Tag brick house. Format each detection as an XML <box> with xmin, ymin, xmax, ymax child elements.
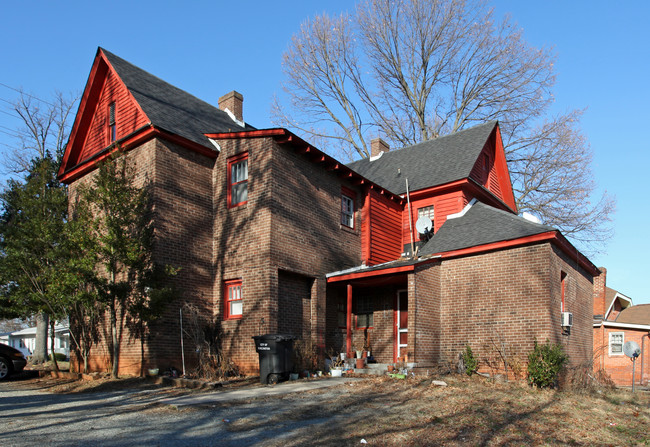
<box><xmin>593</xmin><ymin>271</ymin><xmax>650</xmax><ymax>386</ymax></box>
<box><xmin>59</xmin><ymin>48</ymin><xmax>599</xmax><ymax>376</ymax></box>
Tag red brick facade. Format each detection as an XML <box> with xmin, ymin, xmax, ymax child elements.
<box><xmin>62</xmin><ymin>50</ymin><xmax>599</xmax><ymax>379</ymax></box>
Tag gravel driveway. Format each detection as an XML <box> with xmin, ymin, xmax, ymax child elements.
<box><xmin>0</xmin><ymin>374</ymin><xmax>365</xmax><ymax>447</ymax></box>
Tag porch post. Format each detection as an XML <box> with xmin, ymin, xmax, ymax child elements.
<box><xmin>346</xmin><ymin>283</ymin><xmax>352</xmax><ymax>356</ymax></box>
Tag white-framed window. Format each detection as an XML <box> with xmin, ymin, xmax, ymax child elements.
<box><xmin>341</xmin><ymin>193</ymin><xmax>354</xmax><ymax>228</ymax></box>
<box><xmin>418</xmin><ymin>205</ymin><xmax>434</xmax><ymax>222</ymax></box>
<box><xmin>609</xmin><ymin>332</ymin><xmax>624</xmax><ymax>356</ymax></box>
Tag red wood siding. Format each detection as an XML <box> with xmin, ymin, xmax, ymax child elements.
<box><xmin>79</xmin><ymin>67</ymin><xmax>148</xmax><ymax>162</ymax></box>
<box><xmin>402</xmin><ymin>190</ymin><xmax>465</xmax><ymax>247</ymax></box>
<box><xmin>365</xmin><ymin>189</ymin><xmax>402</xmax><ymax>265</ymax></box>
<box><xmin>469</xmin><ymin>140</ymin><xmax>502</xmax><ymax>199</ymax></box>
<box><xmin>468</xmin><ymin>127</ymin><xmax>516</xmax><ymax>211</ymax></box>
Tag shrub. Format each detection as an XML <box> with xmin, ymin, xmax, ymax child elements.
<box><xmin>527</xmin><ymin>340</ymin><xmax>568</xmax><ymax>388</ymax></box>
<box><xmin>49</xmin><ymin>353</ymin><xmax>67</xmax><ymax>362</ymax></box>
<box><xmin>462</xmin><ymin>345</ymin><xmax>478</xmax><ymax>376</ymax></box>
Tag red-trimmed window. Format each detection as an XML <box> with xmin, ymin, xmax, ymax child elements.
<box><xmin>341</xmin><ymin>187</ymin><xmax>355</xmax><ymax>228</ymax></box>
<box><xmin>228</xmin><ymin>152</ymin><xmax>248</xmax><ymax>207</ymax></box>
<box><xmin>560</xmin><ymin>272</ymin><xmax>566</xmax><ymax>312</ymax></box>
<box><xmin>355</xmin><ymin>296</ymin><xmax>373</xmax><ymax>329</ymax></box>
<box><xmin>224</xmin><ymin>279</ymin><xmax>243</xmax><ymax>320</ymax></box>
<box><xmin>108</xmin><ymin>102</ymin><xmax>116</xmax><ymax>143</ymax></box>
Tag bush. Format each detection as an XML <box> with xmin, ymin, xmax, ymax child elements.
<box><xmin>462</xmin><ymin>345</ymin><xmax>478</xmax><ymax>376</ymax></box>
<box><xmin>527</xmin><ymin>340</ymin><xmax>568</xmax><ymax>388</ymax></box>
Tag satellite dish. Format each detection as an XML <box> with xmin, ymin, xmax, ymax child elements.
<box><xmin>415</xmin><ymin>216</ymin><xmax>433</xmax><ymax>235</ymax></box>
<box><xmin>623</xmin><ymin>341</ymin><xmax>641</xmax><ymax>358</ymax></box>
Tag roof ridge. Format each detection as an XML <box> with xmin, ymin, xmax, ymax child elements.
<box><xmin>100</xmin><ymin>48</ymin><xmax>223</xmax><ymax>115</ymax></box>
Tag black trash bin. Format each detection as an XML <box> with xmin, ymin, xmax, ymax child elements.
<box><xmin>252</xmin><ymin>334</ymin><xmax>296</xmax><ymax>384</ymax></box>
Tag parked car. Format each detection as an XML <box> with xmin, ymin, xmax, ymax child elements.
<box><xmin>0</xmin><ymin>342</ymin><xmax>27</xmax><ymax>380</ymax></box>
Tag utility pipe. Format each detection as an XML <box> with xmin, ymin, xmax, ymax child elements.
<box><xmin>406</xmin><ymin>178</ymin><xmax>415</xmax><ymax>257</ymax></box>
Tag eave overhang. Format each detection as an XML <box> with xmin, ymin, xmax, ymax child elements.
<box><xmin>59</xmin><ymin>124</ymin><xmax>217</xmax><ymax>184</ymax></box>
<box><xmin>205</xmin><ymin>128</ymin><xmax>405</xmax><ymax>206</ymax></box>
<box><xmin>593</xmin><ymin>321</ymin><xmax>650</xmax><ymax>331</ymax></box>
<box><xmin>327</xmin><ymin>229</ymin><xmax>600</xmax><ymax>284</ymax></box>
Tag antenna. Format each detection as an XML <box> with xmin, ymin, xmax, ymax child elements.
<box><xmin>623</xmin><ymin>341</ymin><xmax>641</xmax><ymax>392</ymax></box>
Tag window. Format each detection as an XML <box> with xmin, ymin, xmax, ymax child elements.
<box><xmin>341</xmin><ymin>188</ymin><xmax>355</xmax><ymax>228</ymax></box>
<box><xmin>417</xmin><ymin>205</ymin><xmax>434</xmax><ymax>237</ymax></box>
<box><xmin>561</xmin><ymin>271</ymin><xmax>567</xmax><ymax>312</ymax></box>
<box><xmin>609</xmin><ymin>332</ymin><xmax>624</xmax><ymax>355</ymax></box>
<box><xmin>108</xmin><ymin>102</ymin><xmax>116</xmax><ymax>142</ymax></box>
<box><xmin>337</xmin><ymin>300</ymin><xmax>347</xmax><ymax>328</ymax></box>
<box><xmin>355</xmin><ymin>296</ymin><xmax>373</xmax><ymax>329</ymax></box>
<box><xmin>224</xmin><ymin>279</ymin><xmax>243</xmax><ymax>319</ymax></box>
<box><xmin>228</xmin><ymin>153</ymin><xmax>248</xmax><ymax>207</ymax></box>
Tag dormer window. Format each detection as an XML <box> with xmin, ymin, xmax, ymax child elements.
<box><xmin>108</xmin><ymin>102</ymin><xmax>116</xmax><ymax>142</ymax></box>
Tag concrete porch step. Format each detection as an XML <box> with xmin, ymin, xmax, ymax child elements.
<box><xmin>352</xmin><ymin>362</ymin><xmax>418</xmax><ymax>376</ymax></box>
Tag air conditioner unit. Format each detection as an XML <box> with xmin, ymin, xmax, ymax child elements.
<box><xmin>561</xmin><ymin>312</ymin><xmax>573</xmax><ymax>327</ymax></box>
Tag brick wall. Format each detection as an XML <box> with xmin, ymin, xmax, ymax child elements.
<box><xmin>432</xmin><ymin>242</ymin><xmax>593</xmax><ymax>377</ymax></box>
<box><xmin>68</xmin><ymin>138</ymin><xmax>217</xmax><ymax>375</ymax></box>
<box><xmin>411</xmin><ymin>262</ymin><xmax>442</xmax><ymax>367</ymax></box>
<box><xmin>595</xmin><ymin>327</ymin><xmax>649</xmax><ymax>386</ymax></box>
<box><xmin>211</xmin><ymin>136</ymin><xmax>363</xmax><ymax>373</ymax></box>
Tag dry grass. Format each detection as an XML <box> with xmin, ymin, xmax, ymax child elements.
<box><xmin>261</xmin><ymin>376</ymin><xmax>650</xmax><ymax>446</ymax></box>
<box><xmin>11</xmin><ymin>372</ymin><xmax>650</xmax><ymax>446</ymax></box>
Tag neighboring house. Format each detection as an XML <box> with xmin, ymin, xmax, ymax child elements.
<box><xmin>0</xmin><ymin>324</ymin><xmax>70</xmax><ymax>358</ymax></box>
<box><xmin>593</xmin><ymin>271</ymin><xmax>650</xmax><ymax>386</ymax></box>
<box><xmin>59</xmin><ymin>48</ymin><xmax>599</xmax><ymax>376</ymax></box>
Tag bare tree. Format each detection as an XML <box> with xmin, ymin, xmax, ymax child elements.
<box><xmin>273</xmin><ymin>0</ymin><xmax>614</xmax><ymax>252</ymax></box>
<box><xmin>2</xmin><ymin>90</ymin><xmax>77</xmax><ymax>174</ymax></box>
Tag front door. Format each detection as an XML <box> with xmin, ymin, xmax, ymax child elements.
<box><xmin>395</xmin><ymin>290</ymin><xmax>408</xmax><ymax>362</ymax></box>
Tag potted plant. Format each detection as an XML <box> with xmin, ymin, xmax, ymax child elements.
<box><xmin>330</xmin><ymin>353</ymin><xmax>345</xmax><ymax>377</ymax></box>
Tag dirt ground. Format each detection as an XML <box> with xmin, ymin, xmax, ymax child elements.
<box><xmin>4</xmin><ymin>372</ymin><xmax>650</xmax><ymax>446</ymax></box>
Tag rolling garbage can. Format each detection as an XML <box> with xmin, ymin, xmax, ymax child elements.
<box><xmin>252</xmin><ymin>334</ymin><xmax>296</xmax><ymax>384</ymax></box>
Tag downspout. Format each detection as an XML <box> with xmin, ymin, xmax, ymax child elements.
<box><xmin>642</xmin><ymin>332</ymin><xmax>649</xmax><ymax>385</ymax></box>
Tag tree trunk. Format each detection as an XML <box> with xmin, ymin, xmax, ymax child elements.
<box><xmin>32</xmin><ymin>313</ymin><xmax>49</xmax><ymax>363</ymax></box>
<box><xmin>50</xmin><ymin>319</ymin><xmax>59</xmax><ymax>372</ymax></box>
<box><xmin>111</xmin><ymin>304</ymin><xmax>119</xmax><ymax>378</ymax></box>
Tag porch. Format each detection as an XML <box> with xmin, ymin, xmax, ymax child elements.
<box><xmin>325</xmin><ymin>264</ymin><xmax>415</xmax><ymax>366</ymax></box>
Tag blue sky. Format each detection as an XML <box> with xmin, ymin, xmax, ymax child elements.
<box><xmin>1</xmin><ymin>1</ymin><xmax>648</xmax><ymax>304</ymax></box>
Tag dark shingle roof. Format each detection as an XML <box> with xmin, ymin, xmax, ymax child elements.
<box><xmin>615</xmin><ymin>304</ymin><xmax>650</xmax><ymax>325</ymax></box>
<box><xmin>346</xmin><ymin>121</ymin><xmax>497</xmax><ymax>194</ymax></box>
<box><xmin>419</xmin><ymin>201</ymin><xmax>555</xmax><ymax>255</ymax></box>
<box><xmin>101</xmin><ymin>48</ymin><xmax>250</xmax><ymax>147</ymax></box>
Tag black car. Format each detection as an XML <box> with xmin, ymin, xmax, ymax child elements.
<box><xmin>0</xmin><ymin>343</ymin><xmax>27</xmax><ymax>380</ymax></box>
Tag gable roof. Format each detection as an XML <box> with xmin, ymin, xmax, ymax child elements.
<box><xmin>100</xmin><ymin>48</ymin><xmax>250</xmax><ymax>146</ymax></box>
<box><xmin>604</xmin><ymin>287</ymin><xmax>632</xmax><ymax>320</ymax></box>
<box><xmin>419</xmin><ymin>200</ymin><xmax>555</xmax><ymax>256</ymax></box>
<box><xmin>60</xmin><ymin>48</ymin><xmax>251</xmax><ymax>182</ymax></box>
<box><xmin>346</xmin><ymin>121</ymin><xmax>498</xmax><ymax>195</ymax></box>
<box><xmin>615</xmin><ymin>304</ymin><xmax>650</xmax><ymax>325</ymax></box>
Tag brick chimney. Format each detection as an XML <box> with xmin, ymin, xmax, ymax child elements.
<box><xmin>370</xmin><ymin>137</ymin><xmax>389</xmax><ymax>158</ymax></box>
<box><xmin>593</xmin><ymin>267</ymin><xmax>607</xmax><ymax>319</ymax></box>
<box><xmin>218</xmin><ymin>91</ymin><xmax>244</xmax><ymax>123</ymax></box>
